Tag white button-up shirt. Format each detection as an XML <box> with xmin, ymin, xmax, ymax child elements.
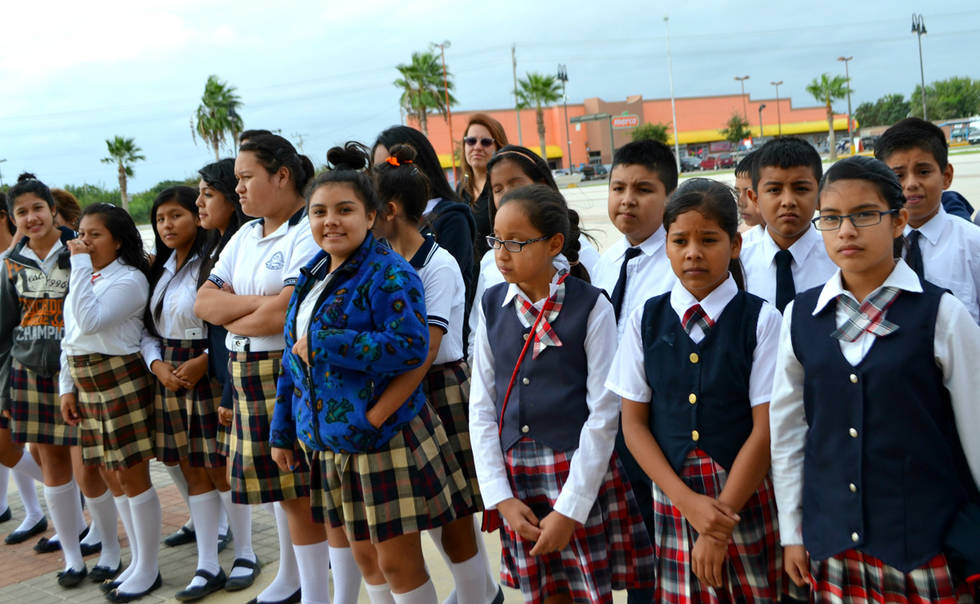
<box><xmin>140</xmin><ymin>253</ymin><xmax>209</xmax><ymax>368</ymax></box>
<box><xmin>740</xmin><ymin>226</ymin><xmax>837</xmax><ymax>309</ymax></box>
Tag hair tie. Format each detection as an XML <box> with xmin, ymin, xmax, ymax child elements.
<box><xmin>385</xmin><ymin>156</ymin><xmax>413</xmax><ymax>167</ymax></box>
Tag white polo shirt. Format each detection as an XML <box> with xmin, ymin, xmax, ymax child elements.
<box><xmin>208</xmin><ymin>210</ymin><xmax>320</xmax><ymax>352</ymax></box>
<box><xmin>411</xmin><ymin>238</ymin><xmax>465</xmax><ymax>366</ymax></box>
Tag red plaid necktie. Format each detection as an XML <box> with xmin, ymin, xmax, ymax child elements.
<box><xmin>681</xmin><ymin>304</ymin><xmax>714</xmax><ymax>336</ymax></box>
<box><xmin>513</xmin><ymin>271</ymin><xmax>567</xmax><ymax>359</ymax></box>
<box><xmin>830</xmin><ymin>287</ymin><xmax>901</xmax><ymax>342</ymax></box>
<box><xmin>91</xmin><ymin>272</ymin><xmax>102</xmax><ymax>283</ymax></box>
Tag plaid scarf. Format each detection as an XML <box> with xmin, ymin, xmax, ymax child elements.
<box><xmin>830</xmin><ymin>286</ymin><xmax>901</xmax><ymax>342</ymax></box>
<box><xmin>682</xmin><ymin>303</ymin><xmax>714</xmax><ymax>336</ymax></box>
<box><xmin>514</xmin><ymin>270</ymin><xmax>568</xmax><ymax>359</ymax></box>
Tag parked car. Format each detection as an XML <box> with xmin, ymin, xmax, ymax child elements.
<box><xmin>594</xmin><ymin>164</ymin><xmax>609</xmax><ymax>178</ymax></box>
<box><xmin>699</xmin><ymin>155</ymin><xmax>734</xmax><ymax>171</ymax></box>
<box><xmin>680</xmin><ymin>156</ymin><xmax>701</xmax><ymax>172</ymax></box>
<box><xmin>969</xmin><ymin>128</ymin><xmax>980</xmax><ymax>145</ymax></box>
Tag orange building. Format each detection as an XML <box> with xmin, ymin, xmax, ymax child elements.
<box><xmin>410</xmin><ymin>93</ymin><xmax>850</xmax><ymax>173</ymax></box>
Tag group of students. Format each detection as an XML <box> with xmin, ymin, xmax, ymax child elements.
<box><xmin>0</xmin><ymin>115</ymin><xmax>975</xmax><ymax>604</ymax></box>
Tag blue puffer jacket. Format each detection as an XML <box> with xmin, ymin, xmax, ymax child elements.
<box><xmin>270</xmin><ymin>233</ymin><xmax>429</xmax><ymax>453</ymax></box>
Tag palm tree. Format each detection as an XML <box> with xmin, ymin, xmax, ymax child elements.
<box><xmin>806</xmin><ymin>73</ymin><xmax>851</xmax><ymax>160</ymax></box>
<box><xmin>100</xmin><ymin>136</ymin><xmax>145</xmax><ymax>212</ymax></box>
<box><xmin>394</xmin><ymin>51</ymin><xmax>456</xmax><ymax>136</ymax></box>
<box><xmin>193</xmin><ymin>75</ymin><xmax>244</xmax><ymax>161</ymax></box>
<box><xmin>516</xmin><ymin>72</ymin><xmax>562</xmax><ymax>161</ymax></box>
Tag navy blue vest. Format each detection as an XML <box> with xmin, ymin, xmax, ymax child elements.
<box><xmin>640</xmin><ymin>291</ymin><xmax>762</xmax><ymax>474</ymax></box>
<box><xmin>791</xmin><ymin>283</ymin><xmax>974</xmax><ymax>572</ymax></box>
<box><xmin>482</xmin><ymin>277</ymin><xmax>599</xmax><ymax>452</ymax></box>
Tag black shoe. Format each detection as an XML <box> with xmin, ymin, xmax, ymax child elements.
<box><xmin>104</xmin><ymin>573</ymin><xmax>162</xmax><ymax>602</ymax></box>
<box><xmin>223</xmin><ymin>557</ymin><xmax>260</xmax><ymax>591</ymax></box>
<box><xmin>217</xmin><ymin>531</ymin><xmax>232</xmax><ymax>553</ymax></box>
<box><xmin>100</xmin><ymin>578</ymin><xmax>122</xmax><ymax>593</ymax></box>
<box><xmin>0</xmin><ymin>507</ymin><xmax>11</xmax><ymax>523</ymax></box>
<box><xmin>5</xmin><ymin>516</ymin><xmax>48</xmax><ymax>544</ymax></box>
<box><xmin>164</xmin><ymin>525</ymin><xmax>196</xmax><ymax>547</ymax></box>
<box><xmin>35</xmin><ymin>525</ymin><xmax>94</xmax><ymax>553</ymax></box>
<box><xmin>245</xmin><ymin>588</ymin><xmax>301</xmax><ymax>604</ymax></box>
<box><xmin>90</xmin><ymin>563</ymin><xmax>122</xmax><ymax>583</ymax></box>
<box><xmin>81</xmin><ymin>540</ymin><xmax>103</xmax><ymax>556</ymax></box>
<box><xmin>175</xmin><ymin>568</ymin><xmax>227</xmax><ymax>602</ymax></box>
<box><xmin>57</xmin><ymin>566</ymin><xmax>88</xmax><ymax>588</ymax></box>
<box><xmin>490</xmin><ymin>585</ymin><xmax>505</xmax><ymax>604</ymax></box>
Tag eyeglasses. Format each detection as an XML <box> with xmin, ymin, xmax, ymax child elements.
<box><xmin>811</xmin><ymin>209</ymin><xmax>899</xmax><ymax>231</ymax></box>
<box><xmin>486</xmin><ymin>235</ymin><xmax>550</xmax><ymax>253</ymax></box>
<box><xmin>464</xmin><ymin>136</ymin><xmax>495</xmax><ymax>148</ymax></box>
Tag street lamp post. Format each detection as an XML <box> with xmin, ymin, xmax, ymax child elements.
<box><xmin>0</xmin><ymin>159</ymin><xmax>6</xmax><ymax>187</ymax></box>
<box><xmin>664</xmin><ymin>16</ymin><xmax>682</xmax><ymax>173</ymax></box>
<box><xmin>557</xmin><ymin>64</ymin><xmax>573</xmax><ymax>174</ymax></box>
<box><xmin>734</xmin><ymin>75</ymin><xmax>750</xmax><ymax>120</ymax></box>
<box><xmin>758</xmin><ymin>104</ymin><xmax>766</xmax><ymax>141</ymax></box>
<box><xmin>911</xmin><ymin>14</ymin><xmax>928</xmax><ymax>120</ymax></box>
<box><xmin>770</xmin><ymin>81</ymin><xmax>783</xmax><ymax>136</ymax></box>
<box><xmin>838</xmin><ymin>56</ymin><xmax>854</xmax><ymax>150</ymax></box>
<box><xmin>432</xmin><ymin>40</ymin><xmax>457</xmax><ymax>181</ymax></box>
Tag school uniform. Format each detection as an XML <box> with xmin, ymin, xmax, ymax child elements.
<box><xmin>59</xmin><ymin>255</ymin><xmax>155</xmax><ymax>470</ymax></box>
<box><xmin>470</xmin><ymin>272</ymin><xmax>655</xmax><ymax>604</ymax></box>
<box><xmin>0</xmin><ymin>228</ymin><xmax>76</xmax><ymax>446</ymax></box>
<box><xmin>141</xmin><ymin>253</ymin><xmax>223</xmax><ymax>468</ymax></box>
<box><xmin>770</xmin><ymin>259</ymin><xmax>980</xmax><ymax>601</ymax></box>
<box><xmin>740</xmin><ymin>225</ymin><xmax>837</xmax><ymax>311</ymax></box>
<box><xmin>740</xmin><ymin>223</ymin><xmax>764</xmax><ymax>246</ymax></box>
<box><xmin>606</xmin><ymin>275</ymin><xmax>789</xmax><ymax>602</ymax></box>
<box><xmin>207</xmin><ymin>209</ymin><xmax>319</xmax><ymax>504</ymax></box>
<box><xmin>902</xmin><ymin>204</ymin><xmax>980</xmax><ymax>323</ymax></box>
<box><xmin>410</xmin><ymin>236</ymin><xmax>482</xmax><ymax>512</ymax></box>
<box><xmin>271</xmin><ymin>233</ymin><xmax>473</xmax><ymax>542</ymax></box>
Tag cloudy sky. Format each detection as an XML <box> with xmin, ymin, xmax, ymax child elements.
<box><xmin>1</xmin><ymin>0</ymin><xmax>978</xmax><ymax>191</ymax></box>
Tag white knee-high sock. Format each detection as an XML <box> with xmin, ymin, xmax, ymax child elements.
<box><xmin>474</xmin><ymin>516</ymin><xmax>497</xmax><ymax>602</ymax></box>
<box><xmin>391</xmin><ymin>580</ymin><xmax>437</xmax><ymax>604</ymax></box>
<box><xmin>186</xmin><ymin>490</ymin><xmax>221</xmax><ymax>588</ymax></box>
<box><xmin>329</xmin><ymin>545</ymin><xmax>362</xmax><ymax>604</ymax></box>
<box><xmin>427</xmin><ymin>528</ymin><xmax>457</xmax><ymax>604</ymax></box>
<box><xmin>113</xmin><ymin>495</ymin><xmax>137</xmax><ymax>584</ymax></box>
<box><xmin>12</xmin><ymin>451</ymin><xmax>43</xmax><ymax>527</ymax></box>
<box><xmin>256</xmin><ymin>502</ymin><xmax>300</xmax><ymax>601</ymax></box>
<box><xmin>448</xmin><ymin>553</ymin><xmax>487</xmax><ymax>604</ymax></box>
<box><xmin>117</xmin><ymin>488</ymin><xmax>160</xmax><ymax>593</ymax></box>
<box><xmin>294</xmin><ymin>540</ymin><xmax>330</xmax><ymax>604</ymax></box>
<box><xmin>165</xmin><ymin>465</ymin><xmax>193</xmax><ymax>531</ymax></box>
<box><xmin>218</xmin><ymin>505</ymin><xmax>229</xmax><ymax>536</ymax></box>
<box><xmin>0</xmin><ymin>465</ymin><xmax>9</xmax><ymax>513</ymax></box>
<box><xmin>86</xmin><ymin>491</ymin><xmax>119</xmax><ymax>569</ymax></box>
<box><xmin>365</xmin><ymin>582</ymin><xmax>397</xmax><ymax>604</ymax></box>
<box><xmin>44</xmin><ymin>482</ymin><xmax>84</xmax><ymax>572</ymax></box>
<box><xmin>218</xmin><ymin>489</ymin><xmax>255</xmax><ymax>578</ymax></box>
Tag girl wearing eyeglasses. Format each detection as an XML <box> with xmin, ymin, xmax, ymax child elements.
<box><xmin>470</xmin><ymin>184</ymin><xmax>654</xmax><ymax>604</ymax></box>
<box><xmin>770</xmin><ymin>156</ymin><xmax>980</xmax><ymax>602</ymax></box>
<box><xmin>457</xmin><ymin>114</ymin><xmax>508</xmax><ymax>267</ymax></box>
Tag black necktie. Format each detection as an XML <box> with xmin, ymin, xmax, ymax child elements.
<box><xmin>774</xmin><ymin>249</ymin><xmax>795</xmax><ymax>312</ymax></box>
<box><xmin>611</xmin><ymin>247</ymin><xmax>642</xmax><ymax>321</ymax></box>
<box><xmin>906</xmin><ymin>230</ymin><xmax>925</xmax><ymax>281</ymax></box>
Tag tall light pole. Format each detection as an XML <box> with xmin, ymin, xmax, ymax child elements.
<box><xmin>771</xmin><ymin>80</ymin><xmax>783</xmax><ymax>136</ymax></box>
<box><xmin>734</xmin><ymin>75</ymin><xmax>750</xmax><ymax>119</ymax></box>
<box><xmin>664</xmin><ymin>16</ymin><xmax>681</xmax><ymax>172</ymax></box>
<box><xmin>557</xmin><ymin>64</ymin><xmax>573</xmax><ymax>173</ymax></box>
<box><xmin>838</xmin><ymin>56</ymin><xmax>854</xmax><ymax>148</ymax></box>
<box><xmin>0</xmin><ymin>159</ymin><xmax>6</xmax><ymax>187</ymax></box>
<box><xmin>911</xmin><ymin>14</ymin><xmax>928</xmax><ymax>120</ymax></box>
<box><xmin>432</xmin><ymin>40</ymin><xmax>457</xmax><ymax>181</ymax></box>
<box><xmin>512</xmin><ymin>44</ymin><xmax>523</xmax><ymax>145</ymax></box>
<box><xmin>758</xmin><ymin>104</ymin><xmax>766</xmax><ymax>141</ymax></box>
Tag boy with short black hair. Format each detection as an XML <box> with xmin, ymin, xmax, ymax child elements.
<box><xmin>735</xmin><ymin>150</ymin><xmax>765</xmax><ymax>245</ymax></box>
<box><xmin>741</xmin><ymin>137</ymin><xmax>836</xmax><ymax>312</ymax></box>
<box><xmin>875</xmin><ymin>117</ymin><xmax>980</xmax><ymax>322</ymax></box>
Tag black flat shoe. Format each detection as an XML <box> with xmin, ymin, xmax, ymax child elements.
<box><xmin>35</xmin><ymin>525</ymin><xmax>95</xmax><ymax>554</ymax></box>
<box><xmin>0</xmin><ymin>507</ymin><xmax>11</xmax><ymax>523</ymax></box>
<box><xmin>245</xmin><ymin>588</ymin><xmax>301</xmax><ymax>604</ymax></box>
<box><xmin>175</xmin><ymin>568</ymin><xmax>227</xmax><ymax>602</ymax></box>
<box><xmin>57</xmin><ymin>566</ymin><xmax>88</xmax><ymax>588</ymax></box>
<box><xmin>90</xmin><ymin>563</ymin><xmax>122</xmax><ymax>583</ymax></box>
<box><xmin>81</xmin><ymin>540</ymin><xmax>103</xmax><ymax>556</ymax></box>
<box><xmin>100</xmin><ymin>578</ymin><xmax>122</xmax><ymax>593</ymax></box>
<box><xmin>224</xmin><ymin>557</ymin><xmax>260</xmax><ymax>591</ymax></box>
<box><xmin>217</xmin><ymin>531</ymin><xmax>232</xmax><ymax>553</ymax></box>
<box><xmin>164</xmin><ymin>525</ymin><xmax>195</xmax><ymax>547</ymax></box>
<box><xmin>104</xmin><ymin>573</ymin><xmax>162</xmax><ymax>602</ymax></box>
<box><xmin>491</xmin><ymin>585</ymin><xmax>505</xmax><ymax>604</ymax></box>
<box><xmin>5</xmin><ymin>516</ymin><xmax>48</xmax><ymax>544</ymax></box>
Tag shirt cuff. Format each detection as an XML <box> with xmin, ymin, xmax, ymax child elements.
<box><xmin>70</xmin><ymin>254</ymin><xmax>93</xmax><ymax>270</ymax></box>
<box><xmin>478</xmin><ymin>476</ymin><xmax>516</xmax><ymax>511</ymax></box>
<box><xmin>778</xmin><ymin>508</ymin><xmax>804</xmax><ymax>546</ymax></box>
<box><xmin>553</xmin><ymin>487</ymin><xmax>594</xmax><ymax>525</ymax></box>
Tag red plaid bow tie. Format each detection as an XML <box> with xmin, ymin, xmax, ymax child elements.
<box><xmin>830</xmin><ymin>287</ymin><xmax>901</xmax><ymax>342</ymax></box>
<box><xmin>514</xmin><ymin>271</ymin><xmax>568</xmax><ymax>359</ymax></box>
<box><xmin>91</xmin><ymin>272</ymin><xmax>102</xmax><ymax>283</ymax></box>
<box><xmin>682</xmin><ymin>304</ymin><xmax>714</xmax><ymax>336</ymax></box>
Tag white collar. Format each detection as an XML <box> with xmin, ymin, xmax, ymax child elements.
<box><xmin>501</xmin><ymin>267</ymin><xmax>567</xmax><ymax>307</ymax></box>
<box><xmin>611</xmin><ymin>226</ymin><xmax>666</xmax><ymax>262</ymax></box>
<box><xmin>669</xmin><ymin>274</ymin><xmax>738</xmax><ymax>323</ymax></box>
<box><xmin>812</xmin><ymin>259</ymin><xmax>922</xmax><ymax>315</ymax></box>
<box><xmin>759</xmin><ymin>225</ymin><xmax>822</xmax><ymax>267</ymax></box>
<box><xmin>903</xmin><ymin>204</ymin><xmax>948</xmax><ymax>245</ymax></box>
<box><xmin>423</xmin><ymin>197</ymin><xmax>441</xmax><ymax>216</ymax></box>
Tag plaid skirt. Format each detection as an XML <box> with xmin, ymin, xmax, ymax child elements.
<box><xmin>228</xmin><ymin>351</ymin><xmax>309</xmax><ymax>504</ymax></box>
<box><xmin>811</xmin><ymin>550</ymin><xmax>958</xmax><ymax>603</ymax></box>
<box><xmin>422</xmin><ymin>359</ymin><xmax>481</xmax><ymax>514</ymax></box>
<box><xmin>651</xmin><ymin>448</ymin><xmax>787</xmax><ymax>603</ymax></box>
<box><xmin>309</xmin><ymin>402</ymin><xmax>474</xmax><ymax>543</ymax></box>
<box><xmin>216</xmin><ymin>380</ymin><xmax>233</xmax><ymax>458</ymax></box>
<box><xmin>9</xmin><ymin>359</ymin><xmax>77</xmax><ymax>446</ymax></box>
<box><xmin>68</xmin><ymin>352</ymin><xmax>156</xmax><ymax>470</ymax></box>
<box><xmin>154</xmin><ymin>339</ymin><xmax>224</xmax><ymax>468</ymax></box>
<box><xmin>499</xmin><ymin>438</ymin><xmax>656</xmax><ymax>604</ymax></box>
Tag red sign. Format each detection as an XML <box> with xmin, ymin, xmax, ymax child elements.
<box><xmin>612</xmin><ymin>115</ymin><xmax>640</xmax><ymax>129</ymax></box>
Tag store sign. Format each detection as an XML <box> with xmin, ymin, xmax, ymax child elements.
<box><xmin>612</xmin><ymin>115</ymin><xmax>640</xmax><ymax>129</ymax></box>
